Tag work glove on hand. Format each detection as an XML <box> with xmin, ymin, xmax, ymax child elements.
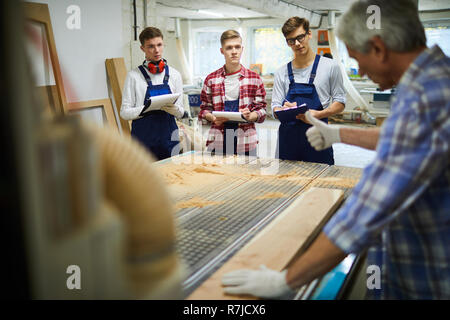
<box><xmin>222</xmin><ymin>265</ymin><xmax>294</xmax><ymax>299</ymax></box>
<box><xmin>161</xmin><ymin>103</ymin><xmax>178</xmax><ymax>116</ymax></box>
<box><xmin>305</xmin><ymin>111</ymin><xmax>341</xmax><ymax>151</ymax></box>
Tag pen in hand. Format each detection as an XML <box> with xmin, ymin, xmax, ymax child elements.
<box><xmin>283</xmin><ymin>100</ymin><xmax>297</xmax><ymax>109</ymax></box>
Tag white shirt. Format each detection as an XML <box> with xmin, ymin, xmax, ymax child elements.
<box><xmin>120</xmin><ymin>64</ymin><xmax>184</xmax><ymax>120</ymax></box>
<box><xmin>224</xmin><ymin>71</ymin><xmax>240</xmax><ymax>101</ymax></box>
<box><xmin>271</xmin><ymin>56</ymin><xmax>346</xmax><ymax>115</ymax></box>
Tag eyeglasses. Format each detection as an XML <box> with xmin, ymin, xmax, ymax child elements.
<box><xmin>286</xmin><ymin>32</ymin><xmax>308</xmax><ymax>46</ymax></box>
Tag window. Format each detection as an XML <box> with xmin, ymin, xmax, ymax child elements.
<box><xmin>250</xmin><ymin>26</ymin><xmax>292</xmax><ymax>75</ymax></box>
<box><xmin>424</xmin><ymin>21</ymin><xmax>450</xmax><ymax>56</ymax></box>
<box><xmin>193</xmin><ymin>30</ymin><xmax>224</xmax><ymax>78</ymax></box>
<box><xmin>336</xmin><ymin>37</ymin><xmax>362</xmax><ymax>79</ymax></box>
<box><xmin>334</xmin><ymin>20</ymin><xmax>450</xmax><ymax>80</ymax></box>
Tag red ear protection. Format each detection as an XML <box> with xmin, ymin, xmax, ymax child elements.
<box><xmin>147</xmin><ymin>59</ymin><xmax>166</xmax><ymax>74</ymax></box>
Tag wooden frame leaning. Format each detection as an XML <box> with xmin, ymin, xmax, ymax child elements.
<box><xmin>68</xmin><ymin>99</ymin><xmax>119</xmax><ymax>132</ymax></box>
<box><xmin>23</xmin><ymin>2</ymin><xmax>68</xmax><ymax>115</ymax></box>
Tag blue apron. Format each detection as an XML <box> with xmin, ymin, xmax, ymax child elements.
<box><xmin>131</xmin><ymin>64</ymin><xmax>179</xmax><ymax>160</ymax></box>
<box><xmin>277</xmin><ymin>55</ymin><xmax>334</xmax><ymax>164</ymax></box>
<box><xmin>222</xmin><ymin>99</ymin><xmax>240</xmax><ymax>155</ymax></box>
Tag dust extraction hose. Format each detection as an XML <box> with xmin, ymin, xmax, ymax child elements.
<box><xmin>87</xmin><ymin>124</ymin><xmax>184</xmax><ymax>299</ymax></box>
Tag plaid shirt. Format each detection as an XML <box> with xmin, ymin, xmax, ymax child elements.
<box><xmin>324</xmin><ymin>45</ymin><xmax>450</xmax><ymax>299</ymax></box>
<box><xmin>198</xmin><ymin>65</ymin><xmax>266</xmax><ymax>153</ymax></box>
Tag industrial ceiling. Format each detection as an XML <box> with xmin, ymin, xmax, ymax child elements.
<box><xmin>156</xmin><ymin>0</ymin><xmax>450</xmax><ymax>20</ymax></box>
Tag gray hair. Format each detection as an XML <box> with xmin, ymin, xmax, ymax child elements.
<box><xmin>337</xmin><ymin>0</ymin><xmax>426</xmax><ymax>53</ymax></box>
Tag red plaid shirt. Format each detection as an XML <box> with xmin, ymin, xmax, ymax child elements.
<box><xmin>198</xmin><ymin>65</ymin><xmax>267</xmax><ymax>153</ymax></box>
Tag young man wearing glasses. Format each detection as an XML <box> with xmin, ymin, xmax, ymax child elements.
<box><xmin>120</xmin><ymin>27</ymin><xmax>184</xmax><ymax>160</ymax></box>
<box><xmin>271</xmin><ymin>17</ymin><xmax>346</xmax><ymax>164</ymax></box>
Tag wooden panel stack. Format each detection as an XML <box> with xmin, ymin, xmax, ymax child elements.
<box><xmin>105</xmin><ymin>58</ymin><xmax>131</xmax><ymax>135</ymax></box>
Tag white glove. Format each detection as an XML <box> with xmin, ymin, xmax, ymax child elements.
<box><xmin>161</xmin><ymin>103</ymin><xmax>179</xmax><ymax>116</ymax></box>
<box><xmin>305</xmin><ymin>111</ymin><xmax>341</xmax><ymax>151</ymax></box>
<box><xmin>222</xmin><ymin>265</ymin><xmax>294</xmax><ymax>299</ymax></box>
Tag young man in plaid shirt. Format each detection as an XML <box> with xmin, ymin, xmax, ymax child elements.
<box><xmin>198</xmin><ymin>30</ymin><xmax>266</xmax><ymax>156</ymax></box>
<box><xmin>222</xmin><ymin>0</ymin><xmax>450</xmax><ymax>299</ymax></box>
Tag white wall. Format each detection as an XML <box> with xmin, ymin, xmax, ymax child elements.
<box><xmin>28</xmin><ymin>0</ymin><xmax>123</xmax><ymax>103</ymax></box>
<box><xmin>121</xmin><ymin>0</ymin><xmax>186</xmax><ymax>76</ymax></box>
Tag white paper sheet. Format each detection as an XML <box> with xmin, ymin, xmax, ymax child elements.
<box><xmin>212</xmin><ymin>111</ymin><xmax>247</xmax><ymax>122</ymax></box>
<box><xmin>141</xmin><ymin>93</ymin><xmax>181</xmax><ymax>114</ymax></box>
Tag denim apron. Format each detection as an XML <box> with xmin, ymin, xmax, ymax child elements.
<box><xmin>220</xmin><ymin>99</ymin><xmax>240</xmax><ymax>155</ymax></box>
<box><xmin>131</xmin><ymin>64</ymin><xmax>179</xmax><ymax>160</ymax></box>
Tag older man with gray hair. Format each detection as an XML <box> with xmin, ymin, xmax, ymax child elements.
<box><xmin>221</xmin><ymin>0</ymin><xmax>450</xmax><ymax>299</ymax></box>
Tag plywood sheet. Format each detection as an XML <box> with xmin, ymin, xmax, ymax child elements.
<box><xmin>24</xmin><ymin>2</ymin><xmax>68</xmax><ymax>114</ymax></box>
<box><xmin>105</xmin><ymin>58</ymin><xmax>130</xmax><ymax>134</ymax></box>
<box><xmin>35</xmin><ymin>85</ymin><xmax>61</xmax><ymax>114</ymax></box>
<box><xmin>187</xmin><ymin>187</ymin><xmax>344</xmax><ymax>300</ymax></box>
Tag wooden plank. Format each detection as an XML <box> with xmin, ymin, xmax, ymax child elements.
<box><xmin>35</xmin><ymin>85</ymin><xmax>61</xmax><ymax>115</ymax></box>
<box><xmin>68</xmin><ymin>99</ymin><xmax>119</xmax><ymax>132</ymax></box>
<box><xmin>105</xmin><ymin>58</ymin><xmax>131</xmax><ymax>135</ymax></box>
<box><xmin>187</xmin><ymin>187</ymin><xmax>344</xmax><ymax>300</ymax></box>
<box><xmin>376</xmin><ymin>117</ymin><xmax>386</xmax><ymax>126</ymax></box>
<box><xmin>23</xmin><ymin>2</ymin><xmax>68</xmax><ymax>114</ymax></box>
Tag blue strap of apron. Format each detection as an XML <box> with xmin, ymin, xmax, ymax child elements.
<box><xmin>309</xmin><ymin>55</ymin><xmax>321</xmax><ymax>84</ymax></box>
<box><xmin>138</xmin><ymin>65</ymin><xmax>152</xmax><ymax>86</ymax></box>
<box><xmin>287</xmin><ymin>62</ymin><xmax>295</xmax><ymax>85</ymax></box>
<box><xmin>163</xmin><ymin>64</ymin><xmax>169</xmax><ymax>84</ymax></box>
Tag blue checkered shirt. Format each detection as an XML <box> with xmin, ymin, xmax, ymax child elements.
<box><xmin>324</xmin><ymin>45</ymin><xmax>450</xmax><ymax>299</ymax></box>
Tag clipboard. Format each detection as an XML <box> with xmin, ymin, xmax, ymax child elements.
<box><xmin>212</xmin><ymin>111</ymin><xmax>248</xmax><ymax>123</ymax></box>
<box><xmin>274</xmin><ymin>103</ymin><xmax>308</xmax><ymax>122</ymax></box>
<box><xmin>140</xmin><ymin>93</ymin><xmax>181</xmax><ymax>116</ymax></box>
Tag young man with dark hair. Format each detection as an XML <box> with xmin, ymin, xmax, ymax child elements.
<box><xmin>121</xmin><ymin>27</ymin><xmax>184</xmax><ymax>160</ymax></box>
<box><xmin>198</xmin><ymin>30</ymin><xmax>266</xmax><ymax>156</ymax></box>
<box><xmin>272</xmin><ymin>17</ymin><xmax>345</xmax><ymax>164</ymax></box>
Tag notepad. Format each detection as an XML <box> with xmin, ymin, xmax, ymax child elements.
<box><xmin>140</xmin><ymin>93</ymin><xmax>181</xmax><ymax>115</ymax></box>
<box><xmin>212</xmin><ymin>111</ymin><xmax>248</xmax><ymax>123</ymax></box>
<box><xmin>274</xmin><ymin>103</ymin><xmax>308</xmax><ymax>122</ymax></box>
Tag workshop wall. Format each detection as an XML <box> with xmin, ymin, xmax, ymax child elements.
<box><xmin>30</xmin><ymin>1</ymin><xmax>446</xmax><ymax>117</ymax></box>
<box><xmin>121</xmin><ymin>0</ymin><xmax>187</xmax><ymax>78</ymax></box>
<box><xmin>27</xmin><ymin>0</ymin><xmax>123</xmax><ymax>103</ymax></box>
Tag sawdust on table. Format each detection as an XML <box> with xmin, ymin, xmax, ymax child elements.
<box><xmin>247</xmin><ymin>170</ymin><xmax>314</xmax><ymax>185</ymax></box>
<box><xmin>159</xmin><ymin>161</ymin><xmax>314</xmax><ymax>197</ymax></box>
<box><xmin>159</xmin><ymin>161</ymin><xmax>251</xmax><ymax>195</ymax></box>
<box><xmin>253</xmin><ymin>192</ymin><xmax>286</xmax><ymax>200</ymax></box>
<box><xmin>244</xmin><ymin>171</ymin><xmax>299</xmax><ymax>179</ymax></box>
<box><xmin>175</xmin><ymin>197</ymin><xmax>226</xmax><ymax>209</ymax></box>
